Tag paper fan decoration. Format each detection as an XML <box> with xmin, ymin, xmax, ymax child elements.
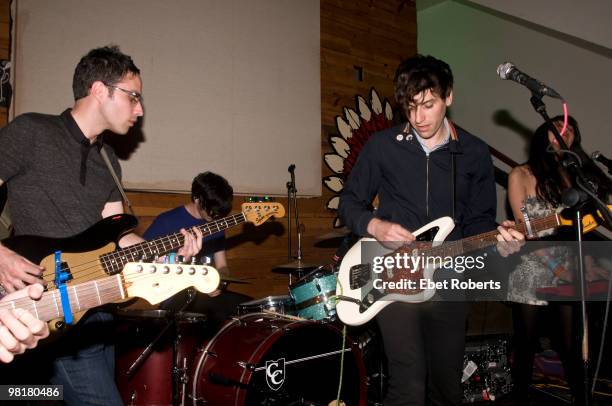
<box><xmin>323</xmin><ymin>88</ymin><xmax>394</xmax><ymax>228</ymax></box>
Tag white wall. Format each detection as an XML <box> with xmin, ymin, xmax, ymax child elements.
<box><xmin>418</xmin><ymin>0</ymin><xmax>612</xmax><ymax>218</ymax></box>
<box><xmin>13</xmin><ymin>0</ymin><xmax>321</xmax><ymax>196</ymax></box>
<box><xmin>468</xmin><ymin>0</ymin><xmax>612</xmax><ymax>51</ymax></box>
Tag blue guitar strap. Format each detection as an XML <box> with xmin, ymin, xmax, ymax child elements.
<box><xmin>54</xmin><ymin>250</ymin><xmax>74</xmax><ymax>325</ymax></box>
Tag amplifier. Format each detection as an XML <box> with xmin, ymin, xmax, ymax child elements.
<box><xmin>462</xmin><ymin>335</ymin><xmax>513</xmax><ymax>403</ymax></box>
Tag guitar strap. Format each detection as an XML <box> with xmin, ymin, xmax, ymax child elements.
<box><xmin>99</xmin><ymin>147</ymin><xmax>137</xmax><ymax>217</ymax></box>
<box><xmin>448</xmin><ymin>120</ymin><xmax>460</xmax><ymax>223</ymax></box>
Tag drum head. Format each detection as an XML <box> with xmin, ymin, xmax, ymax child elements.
<box><xmin>236</xmin><ymin>295</ymin><xmax>295</xmax><ymax>316</ymax></box>
<box><xmin>192</xmin><ymin>314</ymin><xmax>366</xmax><ymax>405</ymax></box>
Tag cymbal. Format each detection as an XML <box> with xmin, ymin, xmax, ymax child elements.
<box><xmin>272</xmin><ymin>260</ymin><xmax>320</xmax><ymax>274</ymax></box>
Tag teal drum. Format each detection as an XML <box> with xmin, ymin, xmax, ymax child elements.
<box><xmin>290</xmin><ymin>270</ymin><xmax>338</xmax><ymax>321</ymax></box>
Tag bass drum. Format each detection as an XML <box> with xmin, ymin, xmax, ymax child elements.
<box><xmin>191</xmin><ymin>313</ymin><xmax>366</xmax><ymax>405</ymax></box>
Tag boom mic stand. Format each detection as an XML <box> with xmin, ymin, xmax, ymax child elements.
<box><xmin>529</xmin><ymin>92</ymin><xmax>612</xmax><ymax>406</ymax></box>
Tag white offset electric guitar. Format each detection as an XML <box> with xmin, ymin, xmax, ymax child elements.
<box><xmin>336</xmin><ymin>210</ymin><xmax>603</xmax><ymax>326</ymax></box>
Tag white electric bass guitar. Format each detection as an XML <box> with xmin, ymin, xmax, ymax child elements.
<box><xmin>336</xmin><ymin>210</ymin><xmax>604</xmax><ymax>326</ymax></box>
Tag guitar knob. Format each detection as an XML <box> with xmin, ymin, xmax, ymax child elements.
<box><xmin>162</xmin><ymin>265</ymin><xmax>170</xmax><ymax>274</ymax></box>
<box><xmin>176</xmin><ymin>266</ymin><xmax>183</xmax><ymax>274</ymax></box>
<box><xmin>188</xmin><ymin>267</ymin><xmax>196</xmax><ymax>275</ymax></box>
<box><xmin>148</xmin><ymin>265</ymin><xmax>157</xmax><ymax>273</ymax></box>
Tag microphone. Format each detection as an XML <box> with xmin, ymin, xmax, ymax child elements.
<box><xmin>497</xmin><ymin>62</ymin><xmax>563</xmax><ymax>100</ymax></box>
<box><xmin>592</xmin><ymin>151</ymin><xmax>612</xmax><ymax>174</ymax></box>
<box><xmin>287</xmin><ymin>164</ymin><xmax>296</xmax><ymax>193</ymax></box>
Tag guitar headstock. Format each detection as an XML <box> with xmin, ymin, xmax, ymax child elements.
<box><xmin>121</xmin><ymin>262</ymin><xmax>220</xmax><ymax>304</ymax></box>
<box><xmin>242</xmin><ymin>202</ymin><xmax>286</xmax><ymax>226</ymax></box>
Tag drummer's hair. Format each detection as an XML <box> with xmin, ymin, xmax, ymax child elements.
<box><xmin>191</xmin><ymin>172</ymin><xmax>233</xmax><ymax>219</ymax></box>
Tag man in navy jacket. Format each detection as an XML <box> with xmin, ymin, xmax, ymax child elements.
<box><xmin>339</xmin><ymin>54</ymin><xmax>523</xmax><ymax>405</ymax></box>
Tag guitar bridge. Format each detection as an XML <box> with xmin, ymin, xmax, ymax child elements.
<box><xmin>349</xmin><ymin>263</ymin><xmax>371</xmax><ymax>290</ymax></box>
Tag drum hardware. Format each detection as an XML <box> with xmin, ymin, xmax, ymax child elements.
<box><xmin>261</xmin><ymin>309</ymin><xmax>305</xmax><ymax>322</ymax></box>
<box><xmin>115</xmin><ymin>288</ymin><xmax>208</xmax><ymax>406</ymax></box>
<box><xmin>251</xmin><ymin>348</ymin><xmax>354</xmax><ymax>371</ymax></box>
<box><xmin>125</xmin><ymin>289</ymin><xmax>196</xmax><ymax>378</ymax></box>
<box><xmin>179</xmin><ymin>358</ymin><xmax>188</xmax><ymax>405</ymax></box>
<box><xmin>236</xmin><ymin>295</ymin><xmax>295</xmax><ymax>316</ymax></box>
<box><xmin>237</xmin><ymin>361</ymin><xmax>256</xmax><ymax>371</ymax></box>
<box><xmin>272</xmin><ymin>260</ymin><xmax>321</xmax><ymax>276</ymax></box>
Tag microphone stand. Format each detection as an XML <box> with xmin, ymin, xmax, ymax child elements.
<box><xmin>286</xmin><ymin>164</ymin><xmax>303</xmax><ymax>284</ymax></box>
<box><xmin>287</xmin><ymin>165</ymin><xmax>294</xmax><ymax>263</ymax></box>
<box><xmin>529</xmin><ymin>92</ymin><xmax>612</xmax><ymax>406</ymax></box>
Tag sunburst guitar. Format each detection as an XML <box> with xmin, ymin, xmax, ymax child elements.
<box><xmin>2</xmin><ymin>202</ymin><xmax>285</xmax><ymax>291</ymax></box>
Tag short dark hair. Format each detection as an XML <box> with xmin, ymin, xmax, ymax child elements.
<box><xmin>72</xmin><ymin>45</ymin><xmax>140</xmax><ymax>101</ymax></box>
<box><xmin>394</xmin><ymin>54</ymin><xmax>453</xmax><ymax>111</ymax></box>
<box><xmin>191</xmin><ymin>172</ymin><xmax>233</xmax><ymax>219</ymax></box>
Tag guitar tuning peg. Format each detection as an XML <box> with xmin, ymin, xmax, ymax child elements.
<box><xmin>191</xmin><ymin>257</ymin><xmax>198</xmax><ymax>265</ymax></box>
<box><xmin>202</xmin><ymin>256</ymin><xmax>212</xmax><ymax>265</ymax></box>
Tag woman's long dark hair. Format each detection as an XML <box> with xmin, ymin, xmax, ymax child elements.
<box><xmin>527</xmin><ymin>115</ymin><xmax>611</xmax><ymax>206</ymax></box>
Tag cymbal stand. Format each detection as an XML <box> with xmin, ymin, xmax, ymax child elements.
<box><xmin>172</xmin><ymin>288</ymin><xmax>196</xmax><ymax>405</ymax></box>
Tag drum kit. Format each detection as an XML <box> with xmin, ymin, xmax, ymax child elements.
<box><xmin>114</xmin><ymin>174</ymin><xmax>380</xmax><ymax>405</ymax></box>
<box><xmin>114</xmin><ymin>263</ymin><xmax>375</xmax><ymax>406</ymax></box>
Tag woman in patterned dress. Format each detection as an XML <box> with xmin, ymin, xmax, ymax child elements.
<box><xmin>507</xmin><ymin>115</ymin><xmax>611</xmax><ymax>404</ymax></box>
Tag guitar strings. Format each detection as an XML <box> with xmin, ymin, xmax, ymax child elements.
<box><xmin>383</xmin><ymin>215</ymin><xmax>559</xmax><ymax>272</ymax></box>
<box><xmin>0</xmin><ymin>270</ymin><xmax>215</xmax><ymax>317</ymax></box>
<box><xmin>39</xmin><ymin>212</ymin><xmax>250</xmax><ymax>285</ymax></box>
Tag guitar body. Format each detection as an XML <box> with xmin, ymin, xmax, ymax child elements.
<box><xmin>336</xmin><ymin>217</ymin><xmax>455</xmax><ymax>326</ymax></box>
<box><xmin>2</xmin><ymin>214</ymin><xmax>138</xmax><ymax>332</ymax></box>
<box><xmin>3</xmin><ymin>214</ymin><xmax>137</xmax><ymax>287</ymax></box>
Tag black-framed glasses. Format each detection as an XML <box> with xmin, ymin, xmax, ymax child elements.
<box><xmin>104</xmin><ymin>83</ymin><xmax>142</xmax><ymax>105</ymax></box>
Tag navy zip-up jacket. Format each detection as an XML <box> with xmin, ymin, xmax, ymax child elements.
<box><xmin>339</xmin><ymin>122</ymin><xmax>497</xmax><ymax>241</ymax></box>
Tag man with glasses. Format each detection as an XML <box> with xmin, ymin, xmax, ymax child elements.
<box><xmin>0</xmin><ymin>45</ymin><xmax>202</xmax><ymax>404</ymax></box>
